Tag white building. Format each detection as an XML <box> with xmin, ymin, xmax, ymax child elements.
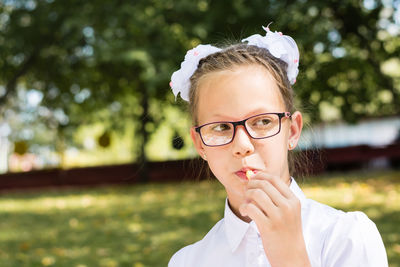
<box><xmin>299</xmin><ymin>116</ymin><xmax>400</xmax><ymax>149</ymax></box>
<box><xmin>0</xmin><ymin>123</ymin><xmax>11</xmax><ymax>173</ymax></box>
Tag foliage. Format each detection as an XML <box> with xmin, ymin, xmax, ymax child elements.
<box><xmin>0</xmin><ymin>169</ymin><xmax>399</xmax><ymax>266</ymax></box>
<box><xmin>0</xmin><ymin>0</ymin><xmax>399</xmax><ymax>163</ymax></box>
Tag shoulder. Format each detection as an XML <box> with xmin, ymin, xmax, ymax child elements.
<box><xmin>168</xmin><ymin>219</ymin><xmax>226</xmax><ymax>267</ymax></box>
<box><xmin>302</xmin><ymin>198</ymin><xmax>383</xmax><ymax>233</ymax></box>
<box><xmin>300</xmin><ymin>198</ymin><xmax>388</xmax><ymax>266</ymax></box>
<box><xmin>168</xmin><ymin>244</ymin><xmax>193</xmax><ymax>267</ymax></box>
<box><xmin>325</xmin><ymin>210</ymin><xmax>384</xmax><ymax>247</ymax></box>
<box><xmin>323</xmin><ymin>210</ymin><xmax>383</xmax><ymax>245</ymax></box>
<box><xmin>302</xmin><ymin>198</ymin><xmax>345</xmax><ymax>232</ymax></box>
<box><xmin>322</xmin><ymin>210</ymin><xmax>388</xmax><ymax>266</ymax></box>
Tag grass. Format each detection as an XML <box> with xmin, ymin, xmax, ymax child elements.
<box><xmin>0</xmin><ymin>169</ymin><xmax>399</xmax><ymax>267</ymax></box>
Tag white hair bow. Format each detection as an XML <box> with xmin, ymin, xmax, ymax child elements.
<box><xmin>170</xmin><ymin>26</ymin><xmax>300</xmax><ymax>102</ymax></box>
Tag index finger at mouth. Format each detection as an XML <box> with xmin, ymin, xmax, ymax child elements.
<box><xmin>250</xmin><ymin>172</ymin><xmax>295</xmax><ymax>199</ymax></box>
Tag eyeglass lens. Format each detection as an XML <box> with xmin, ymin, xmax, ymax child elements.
<box><xmin>200</xmin><ymin>113</ymin><xmax>281</xmax><ymax>146</ymax></box>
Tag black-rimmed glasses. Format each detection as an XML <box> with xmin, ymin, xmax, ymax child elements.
<box><xmin>194</xmin><ymin>112</ymin><xmax>291</xmax><ymax>147</ymax></box>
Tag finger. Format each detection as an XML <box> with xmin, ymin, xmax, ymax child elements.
<box><xmin>240</xmin><ymin>202</ymin><xmax>270</xmax><ymax>226</ymax></box>
<box><xmin>247</xmin><ymin>179</ymin><xmax>287</xmax><ymax>207</ymax></box>
<box><xmin>251</xmin><ymin>172</ymin><xmax>296</xmax><ymax>200</ymax></box>
<box><xmin>245</xmin><ymin>188</ymin><xmax>277</xmax><ymax>217</ymax></box>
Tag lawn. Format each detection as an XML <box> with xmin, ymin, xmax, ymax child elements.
<box><xmin>0</xmin><ymin>169</ymin><xmax>399</xmax><ymax>267</ymax></box>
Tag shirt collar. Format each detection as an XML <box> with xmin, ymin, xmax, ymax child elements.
<box><xmin>224</xmin><ymin>177</ymin><xmax>307</xmax><ymax>253</ymax></box>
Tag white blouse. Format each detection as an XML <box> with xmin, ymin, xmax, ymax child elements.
<box><xmin>168</xmin><ymin>178</ymin><xmax>388</xmax><ymax>267</ymax></box>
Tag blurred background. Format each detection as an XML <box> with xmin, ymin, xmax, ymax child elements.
<box><xmin>0</xmin><ymin>0</ymin><xmax>399</xmax><ymax>266</ymax></box>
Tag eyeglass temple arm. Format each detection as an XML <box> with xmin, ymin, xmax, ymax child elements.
<box><xmin>283</xmin><ymin>112</ymin><xmax>292</xmax><ymax>118</ymax></box>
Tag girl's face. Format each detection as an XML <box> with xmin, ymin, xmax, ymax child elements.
<box><xmin>190</xmin><ymin>65</ymin><xmax>302</xmax><ymax>211</ymax></box>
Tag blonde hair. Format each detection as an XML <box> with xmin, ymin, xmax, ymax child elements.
<box><xmin>188</xmin><ymin>43</ymin><xmax>309</xmax><ymax>178</ymax></box>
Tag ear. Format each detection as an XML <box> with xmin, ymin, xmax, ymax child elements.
<box><xmin>190</xmin><ymin>127</ymin><xmax>206</xmax><ymax>158</ymax></box>
<box><xmin>288</xmin><ymin>111</ymin><xmax>303</xmax><ymax>149</ymax></box>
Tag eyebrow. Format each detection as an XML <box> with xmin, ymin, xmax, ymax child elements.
<box><xmin>210</xmin><ymin>108</ymin><xmax>279</xmax><ymax>121</ymax></box>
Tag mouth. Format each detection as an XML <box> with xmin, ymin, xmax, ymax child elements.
<box><xmin>235</xmin><ymin>168</ymin><xmax>258</xmax><ymax>181</ymax></box>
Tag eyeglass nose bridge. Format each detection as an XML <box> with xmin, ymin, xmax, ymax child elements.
<box><xmin>230</xmin><ymin>118</ymin><xmax>251</xmax><ymax>139</ymax></box>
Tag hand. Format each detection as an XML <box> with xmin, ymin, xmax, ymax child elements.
<box><xmin>239</xmin><ymin>172</ymin><xmax>311</xmax><ymax>267</ymax></box>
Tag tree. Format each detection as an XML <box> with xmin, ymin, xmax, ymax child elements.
<box><xmin>0</xmin><ymin>0</ymin><xmax>399</xmax><ymax>173</ymax></box>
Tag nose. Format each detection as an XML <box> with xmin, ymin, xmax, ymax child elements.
<box><xmin>231</xmin><ymin>125</ymin><xmax>254</xmax><ymax>157</ymax></box>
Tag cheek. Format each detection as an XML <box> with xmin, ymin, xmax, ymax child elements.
<box><xmin>204</xmin><ymin>149</ymin><xmax>229</xmax><ymax>178</ymax></box>
<box><xmin>256</xmin><ymin>140</ymin><xmax>288</xmax><ymax>173</ymax></box>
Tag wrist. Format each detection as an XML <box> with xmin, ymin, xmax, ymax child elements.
<box><xmin>281</xmin><ymin>246</ymin><xmax>311</xmax><ymax>267</ymax></box>
<box><xmin>267</xmin><ymin>238</ymin><xmax>311</xmax><ymax>267</ymax></box>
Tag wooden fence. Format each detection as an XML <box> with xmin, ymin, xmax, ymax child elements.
<box><xmin>0</xmin><ymin>143</ymin><xmax>399</xmax><ymax>191</ymax></box>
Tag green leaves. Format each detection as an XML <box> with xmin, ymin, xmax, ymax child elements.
<box><xmin>0</xmin><ymin>0</ymin><xmax>399</xmax><ymax>165</ymax></box>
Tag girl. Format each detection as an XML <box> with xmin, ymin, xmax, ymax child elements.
<box><xmin>168</xmin><ymin>26</ymin><xmax>388</xmax><ymax>267</ymax></box>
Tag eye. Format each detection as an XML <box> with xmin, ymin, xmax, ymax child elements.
<box><xmin>253</xmin><ymin>118</ymin><xmax>272</xmax><ymax>127</ymax></box>
<box><xmin>211</xmin><ymin>123</ymin><xmax>232</xmax><ymax>132</ymax></box>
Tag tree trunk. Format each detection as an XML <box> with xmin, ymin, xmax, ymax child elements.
<box><xmin>138</xmin><ymin>86</ymin><xmax>149</xmax><ymax>183</ymax></box>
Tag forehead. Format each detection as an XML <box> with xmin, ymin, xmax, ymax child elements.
<box><xmin>196</xmin><ymin>65</ymin><xmax>285</xmax><ymax>123</ymax></box>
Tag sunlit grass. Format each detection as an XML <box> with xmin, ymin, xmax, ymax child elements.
<box><xmin>0</xmin><ymin>169</ymin><xmax>399</xmax><ymax>266</ymax></box>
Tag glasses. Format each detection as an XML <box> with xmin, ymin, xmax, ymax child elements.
<box><xmin>195</xmin><ymin>112</ymin><xmax>291</xmax><ymax>147</ymax></box>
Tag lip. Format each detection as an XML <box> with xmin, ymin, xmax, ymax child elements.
<box><xmin>235</xmin><ymin>167</ymin><xmax>259</xmax><ymax>181</ymax></box>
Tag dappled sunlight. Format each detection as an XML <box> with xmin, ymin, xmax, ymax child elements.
<box><xmin>0</xmin><ymin>170</ymin><xmax>399</xmax><ymax>266</ymax></box>
<box><xmin>0</xmin><ymin>191</ymin><xmax>139</xmax><ymax>213</ymax></box>
<box><xmin>150</xmin><ymin>227</ymin><xmax>193</xmax><ymax>245</ymax></box>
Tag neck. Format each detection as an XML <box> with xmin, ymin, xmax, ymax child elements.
<box><xmin>227</xmin><ymin>197</ymin><xmax>252</xmax><ymax>223</ymax></box>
